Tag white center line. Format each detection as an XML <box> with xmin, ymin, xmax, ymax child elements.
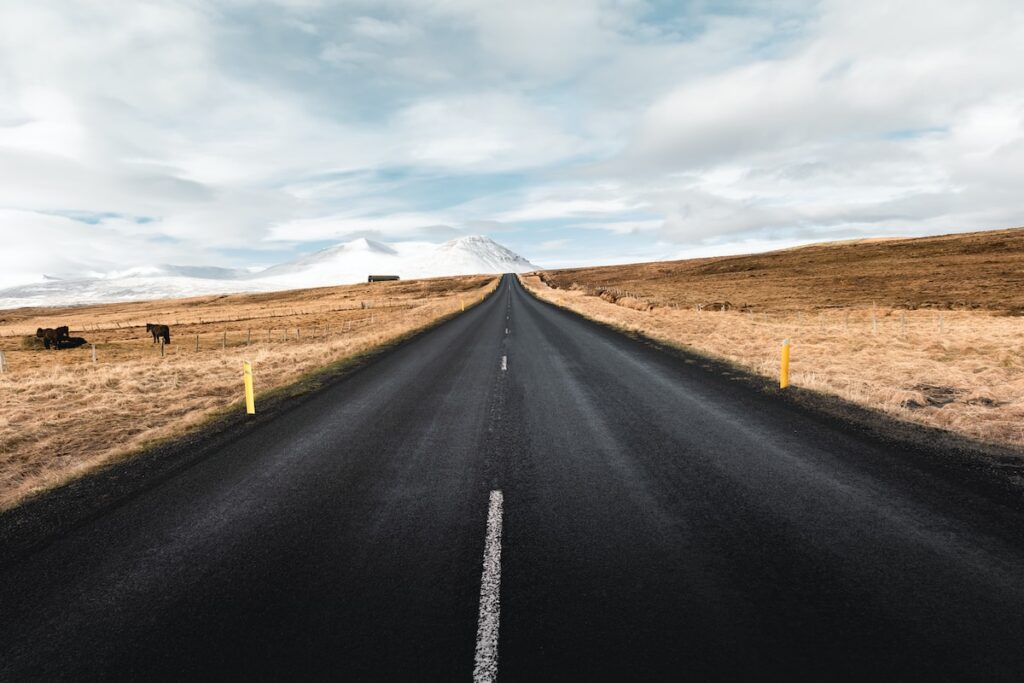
<box><xmin>500</xmin><ymin>355</ymin><xmax>507</xmax><ymax>371</ymax></box>
<box><xmin>474</xmin><ymin>490</ymin><xmax>504</xmax><ymax>683</ymax></box>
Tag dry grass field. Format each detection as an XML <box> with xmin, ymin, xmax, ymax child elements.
<box><xmin>522</xmin><ymin>228</ymin><xmax>1024</xmax><ymax>453</ymax></box>
<box><xmin>0</xmin><ymin>276</ymin><xmax>497</xmax><ymax>510</ymax></box>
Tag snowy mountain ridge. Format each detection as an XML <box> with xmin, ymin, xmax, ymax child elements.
<box><xmin>0</xmin><ymin>235</ymin><xmax>539</xmax><ymax>309</ymax></box>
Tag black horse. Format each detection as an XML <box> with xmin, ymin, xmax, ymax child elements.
<box><xmin>146</xmin><ymin>323</ymin><xmax>171</xmax><ymax>344</ymax></box>
<box><xmin>35</xmin><ymin>326</ymin><xmax>70</xmax><ymax>350</ymax></box>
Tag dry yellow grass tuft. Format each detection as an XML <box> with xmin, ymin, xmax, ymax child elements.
<box><xmin>0</xmin><ymin>276</ymin><xmax>498</xmax><ymax>510</ymax></box>
<box><xmin>520</xmin><ymin>228</ymin><xmax>1024</xmax><ymax>453</ymax></box>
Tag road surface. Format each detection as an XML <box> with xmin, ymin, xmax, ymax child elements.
<box><xmin>2</xmin><ymin>274</ymin><xmax>1024</xmax><ymax>681</ymax></box>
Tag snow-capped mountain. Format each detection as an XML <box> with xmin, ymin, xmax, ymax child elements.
<box><xmin>407</xmin><ymin>235</ymin><xmax>537</xmax><ymax>276</ymax></box>
<box><xmin>0</xmin><ymin>235</ymin><xmax>539</xmax><ymax>309</ymax></box>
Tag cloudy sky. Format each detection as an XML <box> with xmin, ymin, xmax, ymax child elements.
<box><xmin>1</xmin><ymin>0</ymin><xmax>1023</xmax><ymax>286</ymax></box>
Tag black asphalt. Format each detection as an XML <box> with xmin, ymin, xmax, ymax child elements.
<box><xmin>2</xmin><ymin>274</ymin><xmax>1024</xmax><ymax>681</ymax></box>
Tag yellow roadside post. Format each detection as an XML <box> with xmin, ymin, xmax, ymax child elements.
<box><xmin>243</xmin><ymin>360</ymin><xmax>255</xmax><ymax>414</ymax></box>
<box><xmin>780</xmin><ymin>339</ymin><xmax>791</xmax><ymax>389</ymax></box>
<box><xmin>461</xmin><ymin>299</ymin><xmax>465</xmax><ymax>312</ymax></box>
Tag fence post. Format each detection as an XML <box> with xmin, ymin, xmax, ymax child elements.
<box><xmin>160</xmin><ymin>340</ymin><xmax>164</xmax><ymax>358</ymax></box>
<box><xmin>222</xmin><ymin>331</ymin><xmax>226</xmax><ymax>350</ymax></box>
<box><xmin>196</xmin><ymin>335</ymin><xmax>200</xmax><ymax>352</ymax></box>
<box><xmin>0</xmin><ymin>351</ymin><xmax>6</xmax><ymax>373</ymax></box>
<box><xmin>92</xmin><ymin>344</ymin><xmax>97</xmax><ymax>366</ymax></box>
<box><xmin>243</xmin><ymin>360</ymin><xmax>255</xmax><ymax>415</ymax></box>
<box><xmin>247</xmin><ymin>329</ymin><xmax>251</xmax><ymax>346</ymax></box>
<box><xmin>780</xmin><ymin>339</ymin><xmax>791</xmax><ymax>389</ymax></box>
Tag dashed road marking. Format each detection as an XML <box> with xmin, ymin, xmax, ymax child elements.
<box><xmin>501</xmin><ymin>355</ymin><xmax>507</xmax><ymax>371</ymax></box>
<box><xmin>474</xmin><ymin>490</ymin><xmax>504</xmax><ymax>683</ymax></box>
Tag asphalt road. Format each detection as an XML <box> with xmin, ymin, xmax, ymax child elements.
<box><xmin>2</xmin><ymin>274</ymin><xmax>1024</xmax><ymax>681</ymax></box>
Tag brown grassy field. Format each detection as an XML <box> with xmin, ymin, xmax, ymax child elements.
<box><xmin>0</xmin><ymin>276</ymin><xmax>497</xmax><ymax>510</ymax></box>
<box><xmin>521</xmin><ymin>228</ymin><xmax>1024</xmax><ymax>454</ymax></box>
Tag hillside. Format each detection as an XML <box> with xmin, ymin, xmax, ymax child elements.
<box><xmin>521</xmin><ymin>227</ymin><xmax>1024</xmax><ymax>454</ymax></box>
<box><xmin>536</xmin><ymin>228</ymin><xmax>1024</xmax><ymax>313</ymax></box>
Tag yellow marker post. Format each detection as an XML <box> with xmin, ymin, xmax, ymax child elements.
<box><xmin>461</xmin><ymin>299</ymin><xmax>465</xmax><ymax>312</ymax></box>
<box><xmin>243</xmin><ymin>360</ymin><xmax>255</xmax><ymax>414</ymax></box>
<box><xmin>780</xmin><ymin>339</ymin><xmax>791</xmax><ymax>389</ymax></box>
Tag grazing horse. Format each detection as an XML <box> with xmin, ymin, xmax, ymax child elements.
<box><xmin>35</xmin><ymin>326</ymin><xmax>70</xmax><ymax>350</ymax></box>
<box><xmin>146</xmin><ymin>323</ymin><xmax>171</xmax><ymax>345</ymax></box>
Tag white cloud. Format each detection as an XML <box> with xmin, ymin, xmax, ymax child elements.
<box><xmin>604</xmin><ymin>0</ymin><xmax>1024</xmax><ymax>247</ymax></box>
<box><xmin>268</xmin><ymin>211</ymin><xmax>456</xmax><ymax>242</ymax></box>
<box><xmin>1</xmin><ymin>0</ymin><xmax>1023</xmax><ymax>281</ymax></box>
<box><xmin>351</xmin><ymin>17</ymin><xmax>420</xmax><ymax>43</ymax></box>
<box><xmin>0</xmin><ymin>210</ymin><xmax>219</xmax><ymax>288</ymax></box>
<box><xmin>496</xmin><ymin>193</ymin><xmax>645</xmax><ymax>223</ymax></box>
<box><xmin>392</xmin><ymin>92</ymin><xmax>583</xmax><ymax>170</ymax></box>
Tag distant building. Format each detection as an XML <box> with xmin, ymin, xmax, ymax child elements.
<box><xmin>367</xmin><ymin>275</ymin><xmax>400</xmax><ymax>282</ymax></box>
